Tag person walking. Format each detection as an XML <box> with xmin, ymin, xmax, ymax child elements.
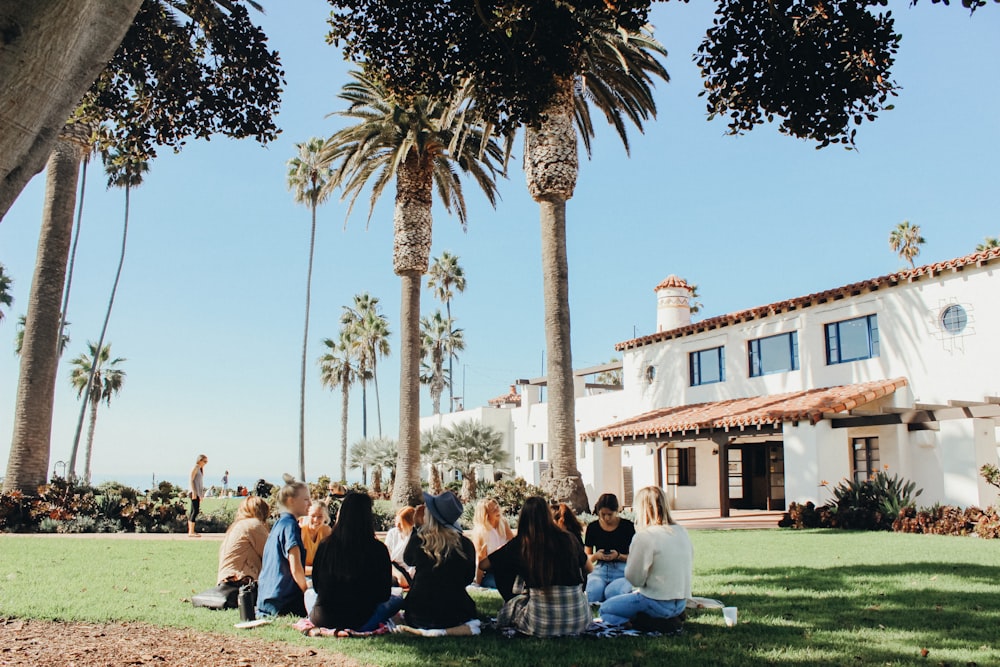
<box><xmin>188</xmin><ymin>454</ymin><xmax>208</xmax><ymax>537</ymax></box>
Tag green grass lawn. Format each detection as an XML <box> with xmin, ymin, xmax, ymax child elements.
<box><xmin>2</xmin><ymin>529</ymin><xmax>999</xmax><ymax>666</ymax></box>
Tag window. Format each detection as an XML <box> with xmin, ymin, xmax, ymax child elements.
<box><xmin>690</xmin><ymin>346</ymin><xmax>725</xmax><ymax>386</ymax></box>
<box><xmin>826</xmin><ymin>314</ymin><xmax>879</xmax><ymax>364</ymax></box>
<box><xmin>940</xmin><ymin>304</ymin><xmax>968</xmax><ymax>334</ymax></box>
<box><xmin>748</xmin><ymin>332</ymin><xmax>799</xmax><ymax>377</ymax></box>
<box><xmin>666</xmin><ymin>447</ymin><xmax>697</xmax><ymax>486</ymax></box>
<box><xmin>852</xmin><ymin>437</ymin><xmax>880</xmax><ymax>482</ymax></box>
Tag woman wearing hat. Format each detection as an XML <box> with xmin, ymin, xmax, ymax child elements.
<box><xmin>400</xmin><ymin>491</ymin><xmax>478</xmax><ymax>632</ymax></box>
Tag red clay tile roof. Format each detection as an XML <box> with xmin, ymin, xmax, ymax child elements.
<box><xmin>488</xmin><ymin>385</ymin><xmax>521</xmax><ymax>407</ymax></box>
<box><xmin>620</xmin><ymin>248</ymin><xmax>1000</xmax><ymax>351</ymax></box>
<box><xmin>581</xmin><ymin>377</ymin><xmax>908</xmax><ymax>442</ymax></box>
<box><xmin>654</xmin><ymin>275</ymin><xmax>691</xmax><ymax>291</ymax></box>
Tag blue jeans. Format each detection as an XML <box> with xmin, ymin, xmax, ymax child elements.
<box><xmin>586</xmin><ymin>561</ymin><xmax>632</xmax><ymax>603</ymax></box>
<box><xmin>599</xmin><ymin>592</ymin><xmax>686</xmax><ymax>626</ymax></box>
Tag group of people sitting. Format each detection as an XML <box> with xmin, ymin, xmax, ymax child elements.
<box><xmin>214</xmin><ymin>475</ymin><xmax>693</xmax><ymax>637</ymax></box>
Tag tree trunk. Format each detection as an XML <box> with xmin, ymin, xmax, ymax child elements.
<box><xmin>340</xmin><ymin>374</ymin><xmax>349</xmax><ymax>484</ymax></box>
<box><xmin>525</xmin><ymin>80</ymin><xmax>589</xmax><ymax>513</ymax></box>
<box><xmin>0</xmin><ymin>0</ymin><xmax>142</xmax><ymax>221</ymax></box>
<box><xmin>391</xmin><ymin>152</ymin><xmax>434</xmax><ymax>508</ymax></box>
<box><xmin>83</xmin><ymin>399</ymin><xmax>99</xmax><ymax>485</ymax></box>
<box><xmin>297</xmin><ymin>202</ymin><xmax>317</xmax><ymax>482</ymax></box>
<box><xmin>3</xmin><ymin>129</ymin><xmax>88</xmax><ymax>493</ymax></box>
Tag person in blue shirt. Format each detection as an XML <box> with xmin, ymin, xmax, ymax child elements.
<box><xmin>256</xmin><ymin>474</ymin><xmax>311</xmax><ymax>617</ymax></box>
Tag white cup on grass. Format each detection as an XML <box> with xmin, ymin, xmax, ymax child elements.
<box><xmin>722</xmin><ymin>606</ymin><xmax>738</xmax><ymax>627</ymax></box>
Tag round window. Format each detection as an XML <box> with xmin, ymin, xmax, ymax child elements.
<box><xmin>940</xmin><ymin>304</ymin><xmax>968</xmax><ymax>334</ymax></box>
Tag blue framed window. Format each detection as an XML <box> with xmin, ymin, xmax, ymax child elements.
<box><xmin>826</xmin><ymin>314</ymin><xmax>879</xmax><ymax>364</ymax></box>
<box><xmin>690</xmin><ymin>346</ymin><xmax>725</xmax><ymax>386</ymax></box>
<box><xmin>748</xmin><ymin>332</ymin><xmax>799</xmax><ymax>377</ymax></box>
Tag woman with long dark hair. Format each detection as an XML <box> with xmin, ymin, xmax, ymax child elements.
<box><xmin>483</xmin><ymin>496</ymin><xmax>593</xmax><ymax>637</ymax></box>
<box><xmin>309</xmin><ymin>492</ymin><xmax>403</xmax><ymax>631</ymax></box>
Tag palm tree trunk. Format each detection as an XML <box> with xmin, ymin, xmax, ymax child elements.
<box><xmin>526</xmin><ymin>80</ymin><xmax>589</xmax><ymax>513</ymax></box>
<box><xmin>391</xmin><ymin>152</ymin><xmax>434</xmax><ymax>508</ymax></box>
<box><xmin>3</xmin><ymin>127</ymin><xmax>86</xmax><ymax>493</ymax></box>
<box><xmin>69</xmin><ymin>180</ymin><xmax>130</xmax><ymax>479</ymax></box>
<box><xmin>297</xmin><ymin>200</ymin><xmax>318</xmax><ymax>482</ymax></box>
<box><xmin>84</xmin><ymin>399</ymin><xmax>99</xmax><ymax>485</ymax></box>
<box><xmin>340</xmin><ymin>374</ymin><xmax>350</xmax><ymax>484</ymax></box>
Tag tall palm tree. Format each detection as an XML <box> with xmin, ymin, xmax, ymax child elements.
<box><xmin>341</xmin><ymin>292</ymin><xmax>390</xmax><ymax>437</ymax></box>
<box><xmin>67</xmin><ymin>148</ymin><xmax>147</xmax><ymax>481</ymax></box>
<box><xmin>420</xmin><ymin>309</ymin><xmax>465</xmax><ymax>415</ymax></box>
<box><xmin>426</xmin><ymin>251</ymin><xmax>466</xmax><ymax>412</ymax></box>
<box><xmin>523</xmin><ymin>23</ymin><xmax>667</xmax><ymax>511</ymax></box>
<box><xmin>4</xmin><ymin>121</ymin><xmax>93</xmax><ymax>493</ymax></box>
<box><xmin>442</xmin><ymin>420</ymin><xmax>507</xmax><ymax>503</ymax></box>
<box><xmin>320</xmin><ymin>70</ymin><xmax>504</xmax><ymax>507</ymax></box>
<box><xmin>318</xmin><ymin>333</ymin><xmax>356</xmax><ymax>484</ymax></box>
<box><xmin>420</xmin><ymin>426</ymin><xmax>449</xmax><ymax>495</ymax></box>
<box><xmin>287</xmin><ymin>138</ymin><xmax>334</xmax><ymax>481</ymax></box>
<box><xmin>888</xmin><ymin>220</ymin><xmax>926</xmax><ymax>269</ymax></box>
<box><xmin>976</xmin><ymin>237</ymin><xmax>999</xmax><ymax>252</ymax></box>
<box><xmin>0</xmin><ymin>263</ymin><xmax>12</xmax><ymax>324</ymax></box>
<box><xmin>69</xmin><ymin>342</ymin><xmax>126</xmax><ymax>485</ymax></box>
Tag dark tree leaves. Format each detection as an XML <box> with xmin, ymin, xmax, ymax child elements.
<box><xmin>325</xmin><ymin>1</ymin><xmax>654</xmax><ymax>134</ymax></box>
<box><xmin>695</xmin><ymin>0</ymin><xmax>901</xmax><ymax>147</ymax></box>
<box><xmin>79</xmin><ymin>0</ymin><xmax>284</xmax><ymax>160</ymax></box>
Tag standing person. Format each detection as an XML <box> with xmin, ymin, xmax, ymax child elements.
<box><xmin>257</xmin><ymin>474</ymin><xmax>311</xmax><ymax>617</ymax></box>
<box><xmin>298</xmin><ymin>500</ymin><xmax>332</xmax><ymax>576</ymax></box>
<box><xmin>469</xmin><ymin>498</ymin><xmax>514</xmax><ymax>587</ymax></box>
<box><xmin>188</xmin><ymin>454</ymin><xmax>208</xmax><ymax>537</ymax></box>
<box><xmin>400</xmin><ymin>491</ymin><xmax>478</xmax><ymax>634</ymax></box>
<box><xmin>383</xmin><ymin>506</ymin><xmax>416</xmax><ymax>587</ymax></box>
<box><xmin>483</xmin><ymin>496</ymin><xmax>593</xmax><ymax>637</ymax></box>
<box><xmin>217</xmin><ymin>495</ymin><xmax>271</xmax><ymax>585</ymax></box>
<box><xmin>309</xmin><ymin>493</ymin><xmax>404</xmax><ymax>631</ymax></box>
<box><xmin>584</xmin><ymin>493</ymin><xmax>635</xmax><ymax>603</ymax></box>
<box><xmin>598</xmin><ymin>486</ymin><xmax>692</xmax><ymax>634</ymax></box>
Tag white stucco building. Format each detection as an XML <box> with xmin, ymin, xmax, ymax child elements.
<box><xmin>421</xmin><ymin>249</ymin><xmax>1000</xmax><ymax>514</ymax></box>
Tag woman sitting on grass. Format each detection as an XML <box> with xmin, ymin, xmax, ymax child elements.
<box><xmin>217</xmin><ymin>495</ymin><xmax>271</xmax><ymax>585</ymax></box>
<box><xmin>399</xmin><ymin>491</ymin><xmax>479</xmax><ymax>635</ymax></box>
<box><xmin>256</xmin><ymin>474</ymin><xmax>311</xmax><ymax>617</ymax></box>
<box><xmin>308</xmin><ymin>493</ymin><xmax>404</xmax><ymax>631</ymax></box>
<box><xmin>469</xmin><ymin>498</ymin><xmax>514</xmax><ymax>588</ymax></box>
<box><xmin>598</xmin><ymin>486</ymin><xmax>692</xmax><ymax>634</ymax></box>
<box><xmin>483</xmin><ymin>496</ymin><xmax>593</xmax><ymax>637</ymax></box>
<box><xmin>384</xmin><ymin>506</ymin><xmax>415</xmax><ymax>587</ymax></box>
<box><xmin>298</xmin><ymin>500</ymin><xmax>332</xmax><ymax>576</ymax></box>
<box><xmin>584</xmin><ymin>492</ymin><xmax>635</xmax><ymax>604</ymax></box>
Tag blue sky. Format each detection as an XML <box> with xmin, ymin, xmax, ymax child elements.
<box><xmin>1</xmin><ymin>2</ymin><xmax>997</xmax><ymax>489</ymax></box>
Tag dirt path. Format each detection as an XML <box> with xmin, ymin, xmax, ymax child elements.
<box><xmin>0</xmin><ymin>618</ymin><xmax>362</xmax><ymax>667</ymax></box>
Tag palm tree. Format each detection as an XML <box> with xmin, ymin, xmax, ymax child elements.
<box><xmin>522</xmin><ymin>23</ymin><xmax>667</xmax><ymax>511</ymax></box>
<box><xmin>420</xmin><ymin>310</ymin><xmax>465</xmax><ymax>415</ymax></box>
<box><xmin>287</xmin><ymin>138</ymin><xmax>334</xmax><ymax>481</ymax></box>
<box><xmin>319</xmin><ymin>70</ymin><xmax>504</xmax><ymax>507</ymax></box>
<box><xmin>319</xmin><ymin>333</ymin><xmax>356</xmax><ymax>484</ymax></box>
<box><xmin>442</xmin><ymin>420</ymin><xmax>507</xmax><ymax>503</ymax></box>
<box><xmin>69</xmin><ymin>342</ymin><xmax>126</xmax><ymax>485</ymax></box>
<box><xmin>888</xmin><ymin>220</ymin><xmax>926</xmax><ymax>269</ymax></box>
<box><xmin>341</xmin><ymin>293</ymin><xmax>390</xmax><ymax>437</ymax></box>
<box><xmin>976</xmin><ymin>237</ymin><xmax>999</xmax><ymax>252</ymax></box>
<box><xmin>67</xmin><ymin>148</ymin><xmax>147</xmax><ymax>481</ymax></box>
<box><xmin>426</xmin><ymin>251</ymin><xmax>466</xmax><ymax>412</ymax></box>
<box><xmin>420</xmin><ymin>426</ymin><xmax>450</xmax><ymax>495</ymax></box>
<box><xmin>0</xmin><ymin>263</ymin><xmax>12</xmax><ymax>324</ymax></box>
<box><xmin>4</xmin><ymin>121</ymin><xmax>93</xmax><ymax>493</ymax></box>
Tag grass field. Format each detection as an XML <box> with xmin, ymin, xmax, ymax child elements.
<box><xmin>2</xmin><ymin>529</ymin><xmax>999</xmax><ymax>666</ymax></box>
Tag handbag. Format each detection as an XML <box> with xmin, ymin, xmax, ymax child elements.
<box><xmin>191</xmin><ymin>581</ymin><xmax>240</xmax><ymax>610</ymax></box>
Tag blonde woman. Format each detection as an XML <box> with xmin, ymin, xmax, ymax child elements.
<box><xmin>217</xmin><ymin>495</ymin><xmax>271</xmax><ymax>584</ymax></box>
<box><xmin>401</xmin><ymin>491</ymin><xmax>477</xmax><ymax>631</ymax></box>
<box><xmin>256</xmin><ymin>474</ymin><xmax>311</xmax><ymax>617</ymax></box>
<box><xmin>188</xmin><ymin>454</ymin><xmax>208</xmax><ymax>537</ymax></box>
<box><xmin>298</xmin><ymin>500</ymin><xmax>332</xmax><ymax>575</ymax></box>
<box><xmin>469</xmin><ymin>498</ymin><xmax>513</xmax><ymax>587</ymax></box>
<box><xmin>598</xmin><ymin>486</ymin><xmax>692</xmax><ymax>634</ymax></box>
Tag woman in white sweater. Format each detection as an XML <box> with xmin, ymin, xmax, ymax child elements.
<box><xmin>598</xmin><ymin>486</ymin><xmax>692</xmax><ymax>633</ymax></box>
